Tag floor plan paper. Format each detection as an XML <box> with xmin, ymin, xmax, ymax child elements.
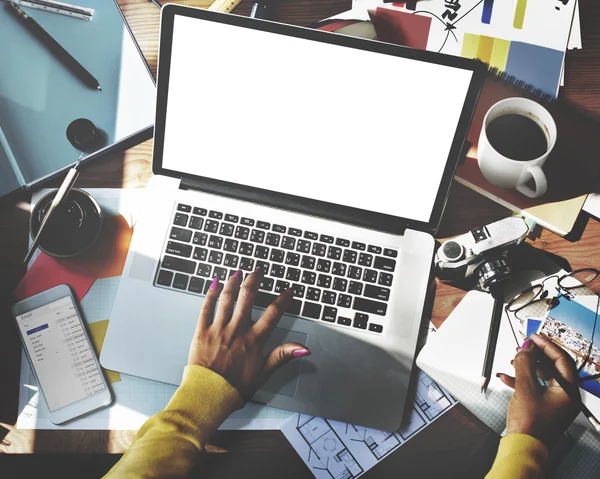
<box><xmin>281</xmin><ymin>370</ymin><xmax>456</xmax><ymax>479</ymax></box>
<box><xmin>17</xmin><ymin>188</ymin><xmax>294</xmax><ymax>430</ymax></box>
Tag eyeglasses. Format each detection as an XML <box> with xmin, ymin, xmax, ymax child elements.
<box><xmin>504</xmin><ymin>268</ymin><xmax>600</xmax><ymax>381</ymax></box>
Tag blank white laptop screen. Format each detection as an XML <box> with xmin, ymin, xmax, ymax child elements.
<box><xmin>161</xmin><ymin>15</ymin><xmax>474</xmax><ymax>224</ymax></box>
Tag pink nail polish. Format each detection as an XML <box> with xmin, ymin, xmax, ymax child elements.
<box><xmin>232</xmin><ymin>270</ymin><xmax>242</xmax><ymax>278</ymax></box>
<box><xmin>210</xmin><ymin>277</ymin><xmax>219</xmax><ymax>290</ymax></box>
<box><xmin>293</xmin><ymin>348</ymin><xmax>311</xmax><ymax>358</ymax></box>
<box><xmin>520</xmin><ymin>338</ymin><xmax>533</xmax><ymax>349</ymax></box>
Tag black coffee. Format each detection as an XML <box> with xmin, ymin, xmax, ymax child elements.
<box><xmin>486</xmin><ymin>114</ymin><xmax>548</xmax><ymax>161</ymax></box>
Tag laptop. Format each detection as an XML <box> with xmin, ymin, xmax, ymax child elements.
<box><xmin>101</xmin><ymin>4</ymin><xmax>484</xmax><ymax>430</ymax></box>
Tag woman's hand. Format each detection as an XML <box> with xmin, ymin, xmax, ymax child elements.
<box><xmin>188</xmin><ymin>268</ymin><xmax>310</xmax><ymax>401</ymax></box>
<box><xmin>497</xmin><ymin>333</ymin><xmax>581</xmax><ymax>447</ymax></box>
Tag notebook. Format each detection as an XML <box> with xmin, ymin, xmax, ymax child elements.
<box><xmin>0</xmin><ymin>0</ymin><xmax>155</xmax><ymax>199</ymax></box>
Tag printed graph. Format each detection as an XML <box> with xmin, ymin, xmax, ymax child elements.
<box><xmin>481</xmin><ymin>0</ymin><xmax>494</xmax><ymax>24</ymax></box>
<box><xmin>513</xmin><ymin>0</ymin><xmax>527</xmax><ymax>29</ymax></box>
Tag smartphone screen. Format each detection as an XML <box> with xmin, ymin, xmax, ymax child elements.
<box><xmin>15</xmin><ymin>295</ymin><xmax>107</xmax><ymax>412</ymax></box>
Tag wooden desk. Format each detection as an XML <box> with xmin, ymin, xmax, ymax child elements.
<box><xmin>1</xmin><ymin>1</ymin><xmax>600</xmax><ymax>477</ymax></box>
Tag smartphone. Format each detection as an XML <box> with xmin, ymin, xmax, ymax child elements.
<box><xmin>11</xmin><ymin>284</ymin><xmax>112</xmax><ymax>424</ymax></box>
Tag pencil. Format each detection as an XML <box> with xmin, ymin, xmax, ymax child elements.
<box><xmin>481</xmin><ymin>284</ymin><xmax>504</xmax><ymax>393</ymax></box>
<box><xmin>8</xmin><ymin>2</ymin><xmax>102</xmax><ymax>90</ymax></box>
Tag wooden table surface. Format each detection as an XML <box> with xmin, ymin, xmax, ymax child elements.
<box><xmin>1</xmin><ymin>1</ymin><xmax>600</xmax><ymax>477</ymax></box>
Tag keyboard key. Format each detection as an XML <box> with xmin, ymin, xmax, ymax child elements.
<box><xmin>157</xmin><ymin>269</ymin><xmax>173</xmax><ymax>286</ymax></box>
<box><xmin>225</xmin><ymin>214</ymin><xmax>239</xmax><ymax>223</ymax></box>
<box><xmin>322</xmin><ymin>291</ymin><xmax>336</xmax><ymax>304</ymax></box>
<box><xmin>353</xmin><ymin>313</ymin><xmax>368</xmax><ymax>329</ymax></box>
<box><xmin>351</xmin><ymin>241</ymin><xmax>366</xmax><ymax>251</ymax></box>
<box><xmin>250</xmin><ymin>229</ymin><xmax>265</xmax><ymax>243</ymax></box>
<box><xmin>337</xmin><ymin>294</ymin><xmax>352</xmax><ymax>308</ymax></box>
<box><xmin>173</xmin><ymin>213</ymin><xmax>188</xmax><ymax>227</ymax></box>
<box><xmin>208</xmin><ymin>251</ymin><xmax>223</xmax><ymax>265</ymax></box>
<box><xmin>285</xmin><ymin>252</ymin><xmax>300</xmax><ymax>266</ymax></box>
<box><xmin>260</xmin><ymin>277</ymin><xmax>274</xmax><ymax>291</ymax></box>
<box><xmin>302</xmin><ymin>302</ymin><xmax>322</xmax><ymax>319</ymax></box>
<box><xmin>193</xmin><ymin>232</ymin><xmax>208</xmax><ymax>246</ymax></box>
<box><xmin>332</xmin><ymin>262</ymin><xmax>347</xmax><ymax>276</ymax></box>
<box><xmin>297</xmin><ymin>240</ymin><xmax>311</xmax><ymax>254</ymax></box>
<box><xmin>188</xmin><ymin>276</ymin><xmax>204</xmax><ymax>293</ymax></box>
<box><xmin>197</xmin><ymin>264</ymin><xmax>212</xmax><ymax>277</ymax></box>
<box><xmin>332</xmin><ymin>278</ymin><xmax>347</xmax><ymax>292</ymax></box>
<box><xmin>235</xmin><ymin>226</ymin><xmax>250</xmax><ymax>240</ymax></box>
<box><xmin>257</xmin><ymin>221</ymin><xmax>270</xmax><ymax>230</ymax></box>
<box><xmin>255</xmin><ymin>245</ymin><xmax>269</xmax><ymax>259</ymax></box>
<box><xmin>348</xmin><ymin>281</ymin><xmax>364</xmax><ymax>295</ymax></box>
<box><xmin>223</xmin><ymin>239</ymin><xmax>239</xmax><ymax>252</ymax></box>
<box><xmin>384</xmin><ymin>248</ymin><xmax>398</xmax><ymax>258</ymax></box>
<box><xmin>256</xmin><ymin>261</ymin><xmax>270</xmax><ymax>275</ymax></box>
<box><xmin>281</xmin><ymin>236</ymin><xmax>296</xmax><ymax>250</ymax></box>
<box><xmin>289</xmin><ymin>228</ymin><xmax>302</xmax><ymax>237</ymax></box>
<box><xmin>288</xmin><ymin>299</ymin><xmax>302</xmax><ymax>315</ymax></box>
<box><xmin>336</xmin><ymin>238</ymin><xmax>350</xmax><ymax>247</ymax></box>
<box><xmin>241</xmin><ymin>217</ymin><xmax>255</xmax><ymax>227</ymax></box>
<box><xmin>327</xmin><ymin>246</ymin><xmax>342</xmax><ymax>260</ymax></box>
<box><xmin>368</xmin><ymin>245</ymin><xmax>382</xmax><ymax>254</ymax></box>
<box><xmin>343</xmin><ymin>250</ymin><xmax>357</xmax><ymax>263</ymax></box>
<box><xmin>273</xmin><ymin>224</ymin><xmax>286</xmax><ymax>233</ymax></box>
<box><xmin>316</xmin><ymin>259</ymin><xmax>331</xmax><ymax>273</ymax></box>
<box><xmin>291</xmin><ymin>283</ymin><xmax>305</xmax><ymax>298</ymax></box>
<box><xmin>322</xmin><ymin>306</ymin><xmax>337</xmax><ymax>323</ymax></box>
<box><xmin>166</xmin><ymin>241</ymin><xmax>193</xmax><ymax>258</ymax></box>
<box><xmin>239</xmin><ymin>242</ymin><xmax>254</xmax><ymax>256</ymax></box>
<box><xmin>363</xmin><ymin>269</ymin><xmax>378</xmax><ymax>283</ymax></box>
<box><xmin>193</xmin><ymin>207</ymin><xmax>207</xmax><ymax>216</ymax></box>
<box><xmin>301</xmin><ymin>256</ymin><xmax>315</xmax><ymax>270</ymax></box>
<box><xmin>203</xmin><ymin>281</ymin><xmax>211</xmax><ymax>294</ymax></box>
<box><xmin>304</xmin><ymin>231</ymin><xmax>318</xmax><ymax>240</ymax></box>
<box><xmin>306</xmin><ymin>287</ymin><xmax>321</xmax><ymax>302</ymax></box>
<box><xmin>348</xmin><ymin>266</ymin><xmax>362</xmax><ymax>280</ymax></box>
<box><xmin>213</xmin><ymin>267</ymin><xmax>228</xmax><ymax>281</ymax></box>
<box><xmin>320</xmin><ymin>234</ymin><xmax>334</xmax><ymax>244</ymax></box>
<box><xmin>170</xmin><ymin>227</ymin><xmax>192</xmax><ymax>243</ymax></box>
<box><xmin>353</xmin><ymin>297</ymin><xmax>387</xmax><ymax>316</ymax></box>
<box><xmin>275</xmin><ymin>280</ymin><xmax>290</xmax><ymax>294</ymax></box>
<box><xmin>270</xmin><ymin>264</ymin><xmax>285</xmax><ymax>278</ymax></box>
<box><xmin>378</xmin><ymin>272</ymin><xmax>393</xmax><ymax>287</ymax></box>
<box><xmin>374</xmin><ymin>256</ymin><xmax>396</xmax><ymax>272</ymax></box>
<box><xmin>266</xmin><ymin>233</ymin><xmax>280</xmax><ymax>247</ymax></box>
<box><xmin>209</xmin><ymin>211</ymin><xmax>223</xmax><ymax>219</ymax></box>
<box><xmin>173</xmin><ymin>273</ymin><xmax>189</xmax><ymax>290</ymax></box>
<box><xmin>255</xmin><ymin>291</ymin><xmax>277</xmax><ymax>308</ymax></box>
<box><xmin>240</xmin><ymin>257</ymin><xmax>255</xmax><ymax>271</ymax></box>
<box><xmin>317</xmin><ymin>274</ymin><xmax>332</xmax><ymax>289</ymax></box>
<box><xmin>219</xmin><ymin>223</ymin><xmax>234</xmax><ymax>236</ymax></box>
<box><xmin>301</xmin><ymin>271</ymin><xmax>316</xmax><ymax>285</ymax></box>
<box><xmin>286</xmin><ymin>268</ymin><xmax>301</xmax><ymax>282</ymax></box>
<box><xmin>369</xmin><ymin>323</ymin><xmax>383</xmax><ymax>333</ymax></box>
<box><xmin>189</xmin><ymin>216</ymin><xmax>204</xmax><ymax>230</ymax></box>
<box><xmin>177</xmin><ymin>204</ymin><xmax>191</xmax><ymax>212</ymax></box>
<box><xmin>223</xmin><ymin>254</ymin><xmax>239</xmax><ymax>268</ymax></box>
<box><xmin>208</xmin><ymin>235</ymin><xmax>223</xmax><ymax>249</ymax></box>
<box><xmin>338</xmin><ymin>316</ymin><xmax>352</xmax><ymax>326</ymax></box>
<box><xmin>358</xmin><ymin>253</ymin><xmax>373</xmax><ymax>267</ymax></box>
<box><xmin>204</xmin><ymin>220</ymin><xmax>219</xmax><ymax>233</ymax></box>
<box><xmin>193</xmin><ymin>247</ymin><xmax>208</xmax><ymax>261</ymax></box>
<box><xmin>270</xmin><ymin>249</ymin><xmax>285</xmax><ymax>263</ymax></box>
<box><xmin>162</xmin><ymin>255</ymin><xmax>196</xmax><ymax>274</ymax></box>
<box><xmin>364</xmin><ymin>285</ymin><xmax>390</xmax><ymax>301</ymax></box>
<box><xmin>312</xmin><ymin>243</ymin><xmax>327</xmax><ymax>257</ymax></box>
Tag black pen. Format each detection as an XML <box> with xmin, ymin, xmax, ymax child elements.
<box><xmin>8</xmin><ymin>2</ymin><xmax>102</xmax><ymax>91</ymax></box>
<box><xmin>481</xmin><ymin>284</ymin><xmax>504</xmax><ymax>393</ymax></box>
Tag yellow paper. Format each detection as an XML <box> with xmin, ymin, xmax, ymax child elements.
<box><xmin>88</xmin><ymin>320</ymin><xmax>121</xmax><ymax>384</ymax></box>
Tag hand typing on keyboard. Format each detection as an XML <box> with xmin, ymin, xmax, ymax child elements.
<box><xmin>187</xmin><ymin>268</ymin><xmax>311</xmax><ymax>401</ymax></box>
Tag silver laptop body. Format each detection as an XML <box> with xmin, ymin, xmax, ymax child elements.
<box><xmin>101</xmin><ymin>5</ymin><xmax>484</xmax><ymax>431</ymax></box>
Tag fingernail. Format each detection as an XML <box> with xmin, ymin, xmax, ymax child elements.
<box><xmin>520</xmin><ymin>338</ymin><xmax>533</xmax><ymax>349</ymax></box>
<box><xmin>495</xmin><ymin>373</ymin><xmax>502</xmax><ymax>378</ymax></box>
<box><xmin>293</xmin><ymin>348</ymin><xmax>311</xmax><ymax>358</ymax></box>
<box><xmin>232</xmin><ymin>270</ymin><xmax>242</xmax><ymax>278</ymax></box>
<box><xmin>210</xmin><ymin>277</ymin><xmax>219</xmax><ymax>290</ymax></box>
<box><xmin>285</xmin><ymin>288</ymin><xmax>294</xmax><ymax>294</ymax></box>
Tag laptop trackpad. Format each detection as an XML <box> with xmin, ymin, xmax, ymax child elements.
<box><xmin>261</xmin><ymin>327</ymin><xmax>308</xmax><ymax>398</ymax></box>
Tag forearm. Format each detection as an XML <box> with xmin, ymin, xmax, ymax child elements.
<box><xmin>485</xmin><ymin>434</ymin><xmax>549</xmax><ymax>479</ymax></box>
<box><xmin>103</xmin><ymin>365</ymin><xmax>243</xmax><ymax>479</ymax></box>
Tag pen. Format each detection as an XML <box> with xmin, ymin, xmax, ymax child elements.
<box><xmin>8</xmin><ymin>2</ymin><xmax>102</xmax><ymax>90</ymax></box>
<box><xmin>24</xmin><ymin>156</ymin><xmax>82</xmax><ymax>265</ymax></box>
<box><xmin>481</xmin><ymin>284</ymin><xmax>504</xmax><ymax>393</ymax></box>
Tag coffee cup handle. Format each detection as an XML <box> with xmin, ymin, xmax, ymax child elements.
<box><xmin>516</xmin><ymin>165</ymin><xmax>547</xmax><ymax>199</ymax></box>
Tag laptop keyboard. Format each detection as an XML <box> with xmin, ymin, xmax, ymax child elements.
<box><xmin>154</xmin><ymin>203</ymin><xmax>399</xmax><ymax>335</ymax></box>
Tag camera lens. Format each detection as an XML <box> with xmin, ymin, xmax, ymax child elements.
<box><xmin>439</xmin><ymin>240</ymin><xmax>464</xmax><ymax>262</ymax></box>
<box><xmin>475</xmin><ymin>256</ymin><xmax>511</xmax><ymax>290</ymax></box>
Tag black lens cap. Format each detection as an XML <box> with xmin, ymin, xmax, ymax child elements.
<box><xmin>66</xmin><ymin>118</ymin><xmax>98</xmax><ymax>150</ymax></box>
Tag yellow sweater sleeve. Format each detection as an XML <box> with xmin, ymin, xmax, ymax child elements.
<box><xmin>485</xmin><ymin>434</ymin><xmax>549</xmax><ymax>479</ymax></box>
<box><xmin>103</xmin><ymin>365</ymin><xmax>243</xmax><ymax>479</ymax></box>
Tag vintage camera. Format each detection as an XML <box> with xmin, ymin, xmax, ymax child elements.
<box><xmin>435</xmin><ymin>217</ymin><xmax>529</xmax><ymax>290</ymax></box>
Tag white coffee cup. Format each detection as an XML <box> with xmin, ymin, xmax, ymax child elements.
<box><xmin>477</xmin><ymin>97</ymin><xmax>557</xmax><ymax>199</ymax></box>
